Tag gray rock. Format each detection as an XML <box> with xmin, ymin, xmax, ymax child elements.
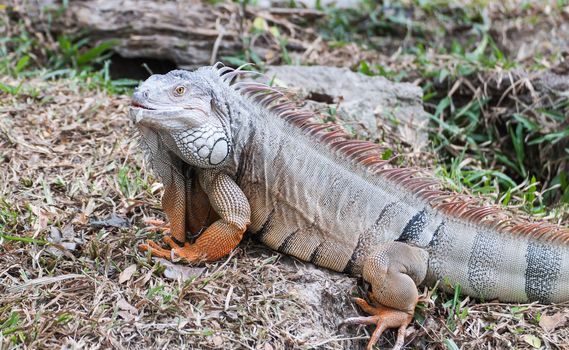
<box><xmin>265</xmin><ymin>65</ymin><xmax>428</xmax><ymax>151</ymax></box>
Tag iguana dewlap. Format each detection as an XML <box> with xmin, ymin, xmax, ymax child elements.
<box><xmin>129</xmin><ymin>65</ymin><xmax>569</xmax><ymax>350</ymax></box>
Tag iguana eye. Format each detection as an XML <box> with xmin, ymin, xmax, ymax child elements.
<box><xmin>174</xmin><ymin>86</ymin><xmax>186</xmax><ymax>96</ymax></box>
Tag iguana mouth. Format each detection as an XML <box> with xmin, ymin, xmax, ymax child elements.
<box><xmin>131</xmin><ymin>101</ymin><xmax>154</xmax><ymax>110</ymax></box>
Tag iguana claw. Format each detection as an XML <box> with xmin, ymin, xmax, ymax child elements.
<box><xmin>139</xmin><ymin>236</ymin><xmax>202</xmax><ymax>262</ymax></box>
<box><xmin>142</xmin><ymin>218</ymin><xmax>171</xmax><ymax>233</ymax></box>
<box><xmin>139</xmin><ymin>238</ymin><xmax>175</xmax><ymax>260</ymax></box>
<box><xmin>341</xmin><ymin>298</ymin><xmax>412</xmax><ymax>350</ymax></box>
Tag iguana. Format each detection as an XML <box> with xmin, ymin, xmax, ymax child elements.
<box><xmin>129</xmin><ymin>64</ymin><xmax>569</xmax><ymax>350</ymax></box>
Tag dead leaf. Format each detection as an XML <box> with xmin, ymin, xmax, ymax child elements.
<box><xmin>90</xmin><ymin>213</ymin><xmax>130</xmax><ymax>228</ymax></box>
<box><xmin>117</xmin><ymin>298</ymin><xmax>138</xmax><ymax>315</ymax></box>
<box><xmin>522</xmin><ymin>334</ymin><xmax>542</xmax><ymax>348</ymax></box>
<box><xmin>30</xmin><ymin>205</ymin><xmax>50</xmax><ymax>234</ymax></box>
<box><xmin>117</xmin><ymin>311</ymin><xmax>135</xmax><ymax>322</ymax></box>
<box><xmin>46</xmin><ymin>242</ymin><xmax>78</xmax><ymax>258</ymax></box>
<box><xmin>61</xmin><ymin>224</ymin><xmax>75</xmax><ymax>239</ymax></box>
<box><xmin>539</xmin><ymin>311</ymin><xmax>569</xmax><ymax>332</ymax></box>
<box><xmin>48</xmin><ymin>226</ymin><xmax>62</xmax><ymax>242</ymax></box>
<box><xmin>119</xmin><ymin>264</ymin><xmax>137</xmax><ymax>284</ymax></box>
<box><xmin>212</xmin><ymin>336</ymin><xmax>223</xmax><ymax>347</ymax></box>
<box><xmin>134</xmin><ymin>268</ymin><xmax>153</xmax><ymax>288</ymax></box>
<box><xmin>155</xmin><ymin>258</ymin><xmax>204</xmax><ymax>281</ymax></box>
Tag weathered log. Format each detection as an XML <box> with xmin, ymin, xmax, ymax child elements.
<box><xmin>17</xmin><ymin>0</ymin><xmax>255</xmax><ymax>68</ymax></box>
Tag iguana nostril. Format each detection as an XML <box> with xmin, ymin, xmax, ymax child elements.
<box><xmin>132</xmin><ymin>90</ymin><xmax>145</xmax><ymax>102</ymax></box>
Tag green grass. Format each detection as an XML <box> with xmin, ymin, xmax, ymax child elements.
<box><xmin>1</xmin><ymin>12</ymin><xmax>138</xmax><ymax>95</ymax></box>
<box><xmin>0</xmin><ymin>234</ymin><xmax>48</xmax><ymax>245</ymax></box>
<box><xmin>315</xmin><ymin>0</ymin><xmax>491</xmax><ymax>52</ymax></box>
<box><xmin>0</xmin><ymin>312</ymin><xmax>26</xmax><ymax>346</ymax></box>
<box><xmin>0</xmin><ymin>198</ymin><xmax>19</xmax><ymax>234</ymax></box>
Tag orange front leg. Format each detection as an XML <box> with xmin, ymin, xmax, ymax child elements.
<box><xmin>159</xmin><ymin>166</ymin><xmax>188</xmax><ymax>244</ymax></box>
<box><xmin>140</xmin><ymin>221</ymin><xmax>245</xmax><ymax>262</ymax></box>
<box><xmin>140</xmin><ymin>169</ymin><xmax>250</xmax><ymax>263</ymax></box>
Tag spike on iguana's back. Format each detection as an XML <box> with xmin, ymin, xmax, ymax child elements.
<box><xmin>212</xmin><ymin>64</ymin><xmax>569</xmax><ymax>244</ymax></box>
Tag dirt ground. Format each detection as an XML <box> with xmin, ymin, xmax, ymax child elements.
<box><xmin>1</xmin><ymin>75</ymin><xmax>569</xmax><ymax>350</ymax></box>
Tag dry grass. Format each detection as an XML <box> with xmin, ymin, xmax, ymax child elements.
<box><xmin>1</xmin><ymin>76</ymin><xmax>568</xmax><ymax>350</ymax></box>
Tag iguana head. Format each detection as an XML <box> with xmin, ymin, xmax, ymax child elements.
<box><xmin>129</xmin><ymin>69</ymin><xmax>232</xmax><ymax>168</ymax></box>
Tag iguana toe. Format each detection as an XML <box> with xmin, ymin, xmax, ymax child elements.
<box><xmin>163</xmin><ymin>236</ymin><xmax>182</xmax><ymax>249</ymax></box>
<box><xmin>341</xmin><ymin>299</ymin><xmax>412</xmax><ymax>350</ymax></box>
<box><xmin>139</xmin><ymin>237</ymin><xmax>204</xmax><ymax>262</ymax></box>
<box><xmin>142</xmin><ymin>218</ymin><xmax>171</xmax><ymax>234</ymax></box>
<box><xmin>139</xmin><ymin>239</ymin><xmax>175</xmax><ymax>259</ymax></box>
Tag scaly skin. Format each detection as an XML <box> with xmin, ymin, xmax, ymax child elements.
<box><xmin>130</xmin><ymin>65</ymin><xmax>569</xmax><ymax>349</ymax></box>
